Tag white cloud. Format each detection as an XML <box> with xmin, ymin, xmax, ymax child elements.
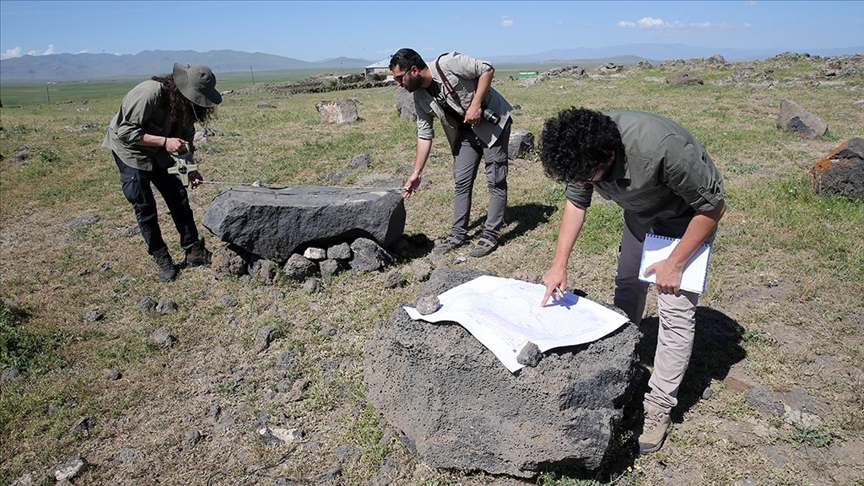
<box><xmin>557</xmin><ymin>20</ymin><xmax>565</xmax><ymax>26</ymax></box>
<box><xmin>0</xmin><ymin>46</ymin><xmax>23</xmax><ymax>60</ymax></box>
<box><xmin>638</xmin><ymin>17</ymin><xmax>666</xmax><ymax>28</ymax></box>
<box><xmin>617</xmin><ymin>17</ymin><xmax>739</xmax><ymax>31</ymax></box>
<box><xmin>500</xmin><ymin>16</ymin><xmax>515</xmax><ymax>28</ymax></box>
<box><xmin>747</xmin><ymin>1</ymin><xmax>757</xmax><ymax>6</ymax></box>
<box><xmin>43</xmin><ymin>44</ymin><xmax>55</xmax><ymax>55</ymax></box>
<box><xmin>77</xmin><ymin>49</ymin><xmax>88</xmax><ymax>54</ymax></box>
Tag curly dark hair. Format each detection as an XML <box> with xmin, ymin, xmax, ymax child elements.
<box><xmin>540</xmin><ymin>107</ymin><xmax>622</xmax><ymax>183</ymax></box>
<box><xmin>389</xmin><ymin>48</ymin><xmax>427</xmax><ymax>72</ymax></box>
<box><xmin>151</xmin><ymin>74</ymin><xmax>216</xmax><ymax>126</ymax></box>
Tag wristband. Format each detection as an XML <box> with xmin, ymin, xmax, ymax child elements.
<box><xmin>162</xmin><ymin>137</ymin><xmax>167</xmax><ymax>148</ymax></box>
<box><xmin>412</xmin><ymin>169</ymin><xmax>421</xmax><ymax>176</ymax></box>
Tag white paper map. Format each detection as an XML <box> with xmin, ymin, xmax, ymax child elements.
<box><xmin>403</xmin><ymin>276</ymin><xmax>630</xmax><ymax>373</ymax></box>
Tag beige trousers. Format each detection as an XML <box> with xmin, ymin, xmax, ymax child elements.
<box><xmin>613</xmin><ymin>223</ymin><xmax>702</xmax><ymax>412</ymax></box>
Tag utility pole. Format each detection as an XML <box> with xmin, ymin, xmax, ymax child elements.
<box><xmin>45</xmin><ymin>83</ymin><xmax>50</xmax><ymax>104</ymax></box>
<box><xmin>250</xmin><ymin>65</ymin><xmax>255</xmax><ymax>85</ymax></box>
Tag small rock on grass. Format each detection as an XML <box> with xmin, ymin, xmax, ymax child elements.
<box><xmin>1</xmin><ymin>366</ymin><xmax>22</xmax><ymax>382</ymax></box>
<box><xmin>254</xmin><ymin>325</ymin><xmax>276</xmax><ymax>353</ymax></box>
<box><xmin>304</xmin><ymin>278</ymin><xmax>323</xmax><ymax>293</ymax></box>
<box><xmin>184</xmin><ymin>429</ymin><xmax>201</xmax><ymax>446</ymax></box>
<box><xmin>54</xmin><ymin>456</ymin><xmax>89</xmax><ymax>481</ymax></box>
<box><xmin>384</xmin><ymin>270</ymin><xmax>408</xmax><ymax>289</ymax></box>
<box><xmin>83</xmin><ymin>310</ymin><xmax>104</xmax><ymax>322</ymax></box>
<box><xmin>103</xmin><ymin>368</ymin><xmax>121</xmax><ymax>380</ymax></box>
<box><xmin>119</xmin><ymin>446</ymin><xmax>145</xmax><ymax>464</ymax></box>
<box><xmin>156</xmin><ymin>301</ymin><xmax>178</xmax><ymax>315</ymax></box>
<box><xmin>138</xmin><ymin>296</ymin><xmax>156</xmax><ymax>310</ymax></box>
<box><xmin>151</xmin><ymin>328</ymin><xmax>177</xmax><ymax>348</ymax></box>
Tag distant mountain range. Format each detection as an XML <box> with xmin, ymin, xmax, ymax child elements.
<box><xmin>0</xmin><ymin>49</ymin><xmax>372</xmax><ymax>81</ymax></box>
<box><xmin>1</xmin><ymin>44</ymin><xmax>861</xmax><ymax>81</ymax></box>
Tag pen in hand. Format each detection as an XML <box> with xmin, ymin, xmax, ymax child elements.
<box><xmin>554</xmin><ymin>286</ymin><xmax>564</xmax><ymax>300</ymax></box>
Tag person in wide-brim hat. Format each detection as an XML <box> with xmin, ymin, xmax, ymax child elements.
<box><xmin>173</xmin><ymin>62</ymin><xmax>223</xmax><ymax>107</ymax></box>
<box><xmin>102</xmin><ymin>63</ymin><xmax>222</xmax><ymax>282</ymax></box>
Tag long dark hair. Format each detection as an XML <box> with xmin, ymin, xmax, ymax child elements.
<box><xmin>152</xmin><ymin>74</ymin><xmax>216</xmax><ymax>125</ymax></box>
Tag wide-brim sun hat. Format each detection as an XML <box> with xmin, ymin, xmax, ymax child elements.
<box><xmin>173</xmin><ymin>63</ymin><xmax>222</xmax><ymax>107</ymax></box>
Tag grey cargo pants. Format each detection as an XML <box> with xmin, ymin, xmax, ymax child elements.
<box><xmin>450</xmin><ymin>121</ymin><xmax>510</xmax><ymax>240</ymax></box>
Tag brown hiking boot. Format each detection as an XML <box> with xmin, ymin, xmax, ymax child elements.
<box><xmin>184</xmin><ymin>238</ymin><xmax>212</xmax><ymax>267</ymax></box>
<box><xmin>152</xmin><ymin>247</ymin><xmax>177</xmax><ymax>282</ymax></box>
<box><xmin>638</xmin><ymin>403</ymin><xmax>671</xmax><ymax>453</ymax></box>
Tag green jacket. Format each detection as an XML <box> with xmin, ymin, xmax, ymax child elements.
<box><xmin>565</xmin><ymin>111</ymin><xmax>725</xmax><ymax>240</ymax></box>
<box><xmin>102</xmin><ymin>80</ymin><xmax>195</xmax><ymax>171</ymax></box>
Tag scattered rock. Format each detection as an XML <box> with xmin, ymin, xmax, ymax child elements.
<box><xmin>257</xmin><ymin>102</ymin><xmax>277</xmax><ymax>109</ymax></box>
<box><xmin>208</xmin><ymin>403</ymin><xmax>221</xmax><ymax>421</ymax></box>
<box><xmin>744</xmin><ymin>387</ymin><xmax>785</xmax><ymax>416</ymax></box>
<box><xmin>319</xmin><ymin>259</ymin><xmax>347</xmax><ymax>277</ymax></box>
<box><xmin>809</xmin><ymin>137</ymin><xmax>864</xmax><ymax>200</ymax></box>
<box><xmin>103</xmin><ymin>368</ymin><xmax>121</xmax><ymax>380</ymax></box>
<box><xmin>327</xmin><ymin>242</ymin><xmax>352</xmax><ymax>260</ymax></box>
<box><xmin>211</xmin><ymin>245</ymin><xmax>249</xmax><ymax>276</ymax></box>
<box><xmin>777</xmin><ymin>98</ymin><xmax>828</xmax><ymax>138</ymax></box>
<box><xmin>54</xmin><ymin>456</ymin><xmax>89</xmax><ymax>481</ymax></box>
<box><xmin>156</xmin><ymin>301</ymin><xmax>178</xmax><ymax>315</ymax></box>
<box><xmin>702</xmin><ymin>386</ymin><xmax>714</xmax><ymax>400</ymax></box>
<box><xmin>284</xmin><ymin>254</ymin><xmax>318</xmax><ymax>281</ymax></box>
<box><xmin>406</xmin><ymin>259</ymin><xmax>433</xmax><ymax>282</ymax></box>
<box><xmin>258</xmin><ymin>426</ymin><xmax>305</xmax><ymax>444</ymax></box>
<box><xmin>350</xmin><ymin>238</ymin><xmax>393</xmax><ymax>273</ymax></box>
<box><xmin>303</xmin><ymin>247</ymin><xmax>327</xmax><ymax>261</ymax></box>
<box><xmin>99</xmin><ymin>261</ymin><xmax>112</xmax><ymax>272</ymax></box>
<box><xmin>286</xmin><ymin>378</ymin><xmax>310</xmax><ymax>402</ymax></box>
<box><xmin>82</xmin><ymin>310</ymin><xmax>104</xmax><ymax>322</ymax></box>
<box><xmin>254</xmin><ymin>325</ymin><xmax>277</xmax><ymax>353</ymax></box>
<box><xmin>151</xmin><ymin>328</ymin><xmax>177</xmax><ymax>348</ymax></box>
<box><xmin>275</xmin><ymin>351</ymin><xmax>297</xmax><ymax>369</ymax></box>
<box><xmin>395</xmin><ymin>86</ymin><xmax>416</xmax><ymax>121</ymax></box>
<box><xmin>138</xmin><ymin>296</ymin><xmax>156</xmax><ymax>311</ymax></box>
<box><xmin>508</xmin><ymin>130</ymin><xmax>535</xmax><ymax>160</ymax></box>
<box><xmin>77</xmin><ymin>268</ymin><xmax>90</xmax><ymax>277</ymax></box>
<box><xmin>349</xmin><ymin>152</ymin><xmax>372</xmax><ymax>169</ymax></box>
<box><xmin>249</xmin><ymin>258</ymin><xmax>278</xmax><ymax>284</ymax></box>
<box><xmin>315</xmin><ymin>99</ymin><xmax>360</xmax><ymax>124</ymax></box>
<box><xmin>275</xmin><ymin>378</ymin><xmax>293</xmax><ymax>393</ymax></box>
<box><xmin>413</xmin><ymin>295</ymin><xmax>440</xmax><ymax>315</ymax></box>
<box><xmin>67</xmin><ymin>214</ymin><xmax>100</xmax><ymax>229</ymax></box>
<box><xmin>184</xmin><ymin>429</ymin><xmax>201</xmax><ymax>446</ymax></box>
<box><xmin>71</xmin><ymin>417</ymin><xmax>91</xmax><ymax>436</ymax></box>
<box><xmin>304</xmin><ymin>278</ymin><xmax>323</xmax><ymax>293</ymax></box>
<box><xmin>312</xmin><ymin>467</ymin><xmax>341</xmax><ymax>484</ymax></box>
<box><xmin>220</xmin><ymin>295</ymin><xmax>238</xmax><ymax>307</ymax></box>
<box><xmin>383</xmin><ymin>270</ymin><xmax>408</xmax><ymax>289</ymax></box>
<box><xmin>334</xmin><ymin>444</ymin><xmax>362</xmax><ymax>465</ymax></box>
<box><xmin>119</xmin><ymin>446</ymin><xmax>145</xmax><ymax>464</ymax></box>
<box><xmin>9</xmin><ymin>473</ymin><xmax>34</xmax><ymax>486</ymax></box>
<box><xmin>666</xmin><ymin>72</ymin><xmax>704</xmax><ymax>85</ymax></box>
<box><xmin>1</xmin><ymin>366</ymin><xmax>22</xmax><ymax>382</ymax></box>
<box><xmin>516</xmin><ymin>341</ymin><xmax>542</xmax><ymax>367</ymax></box>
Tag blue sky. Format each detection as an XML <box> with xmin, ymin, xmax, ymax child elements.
<box><xmin>1</xmin><ymin>1</ymin><xmax>862</xmax><ymax>61</ymax></box>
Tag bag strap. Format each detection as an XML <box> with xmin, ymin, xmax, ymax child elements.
<box><xmin>435</xmin><ymin>54</ymin><xmax>457</xmax><ymax>96</ymax></box>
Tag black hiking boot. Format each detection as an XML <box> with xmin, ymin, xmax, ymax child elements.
<box><xmin>184</xmin><ymin>238</ymin><xmax>212</xmax><ymax>267</ymax></box>
<box><xmin>152</xmin><ymin>247</ymin><xmax>177</xmax><ymax>282</ymax></box>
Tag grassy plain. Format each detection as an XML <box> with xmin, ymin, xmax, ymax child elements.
<box><xmin>1</xmin><ymin>56</ymin><xmax>863</xmax><ymax>485</ymax></box>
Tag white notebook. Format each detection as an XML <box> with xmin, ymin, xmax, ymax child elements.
<box><xmin>638</xmin><ymin>233</ymin><xmax>712</xmax><ymax>294</ymax></box>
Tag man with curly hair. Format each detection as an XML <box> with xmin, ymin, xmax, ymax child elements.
<box><xmin>390</xmin><ymin>48</ymin><xmax>512</xmax><ymax>257</ymax></box>
<box><xmin>103</xmin><ymin>63</ymin><xmax>221</xmax><ymax>282</ymax></box>
<box><xmin>539</xmin><ymin>107</ymin><xmax>726</xmax><ymax>453</ymax></box>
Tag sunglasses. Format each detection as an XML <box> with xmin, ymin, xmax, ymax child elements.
<box><xmin>393</xmin><ymin>68</ymin><xmax>413</xmax><ymax>84</ymax></box>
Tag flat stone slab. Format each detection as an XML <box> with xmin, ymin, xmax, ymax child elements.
<box><xmin>364</xmin><ymin>268</ymin><xmax>640</xmax><ymax>478</ymax></box>
<box><xmin>202</xmin><ymin>186</ymin><xmax>405</xmax><ymax>262</ymax></box>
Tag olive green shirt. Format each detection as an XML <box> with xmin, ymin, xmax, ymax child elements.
<box><xmin>102</xmin><ymin>80</ymin><xmax>195</xmax><ymax>171</ymax></box>
<box><xmin>565</xmin><ymin>111</ymin><xmax>724</xmax><ymax>240</ymax></box>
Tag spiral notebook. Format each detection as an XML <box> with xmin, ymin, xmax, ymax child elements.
<box><xmin>638</xmin><ymin>233</ymin><xmax>712</xmax><ymax>294</ymax></box>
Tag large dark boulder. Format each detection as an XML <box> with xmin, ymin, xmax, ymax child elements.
<box><xmin>364</xmin><ymin>268</ymin><xmax>640</xmax><ymax>478</ymax></box>
<box><xmin>202</xmin><ymin>186</ymin><xmax>406</xmax><ymax>263</ymax></box>
<box><xmin>810</xmin><ymin>137</ymin><xmax>864</xmax><ymax>200</ymax></box>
